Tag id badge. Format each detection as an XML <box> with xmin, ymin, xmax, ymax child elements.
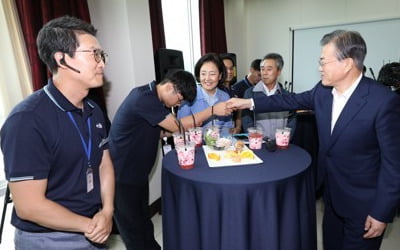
<box><xmin>86</xmin><ymin>167</ymin><xmax>94</xmax><ymax>193</ymax></box>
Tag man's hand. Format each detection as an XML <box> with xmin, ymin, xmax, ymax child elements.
<box><xmin>226</xmin><ymin>98</ymin><xmax>253</xmax><ymax>110</ymax></box>
<box><xmin>212</xmin><ymin>102</ymin><xmax>231</xmax><ymax>116</ymax></box>
<box><xmin>84</xmin><ymin>210</ymin><xmax>113</xmax><ymax>243</ymax></box>
<box><xmin>363</xmin><ymin>215</ymin><xmax>386</xmax><ymax>238</ymax></box>
<box><xmin>231</xmin><ymin>127</ymin><xmax>241</xmax><ymax>134</ymax></box>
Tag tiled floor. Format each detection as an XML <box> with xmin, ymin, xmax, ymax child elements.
<box><xmin>0</xmin><ymin>199</ymin><xmax>399</xmax><ymax>250</ymax></box>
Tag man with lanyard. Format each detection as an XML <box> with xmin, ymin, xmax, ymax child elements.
<box><xmin>0</xmin><ymin>16</ymin><xmax>114</xmax><ymax>249</ymax></box>
<box><xmin>109</xmin><ymin>69</ymin><xmax>229</xmax><ymax>250</ymax></box>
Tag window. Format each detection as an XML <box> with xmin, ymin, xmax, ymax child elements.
<box><xmin>161</xmin><ymin>0</ymin><xmax>201</xmax><ymax>73</ymax></box>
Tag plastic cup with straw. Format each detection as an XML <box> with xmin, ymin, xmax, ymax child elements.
<box><xmin>174</xmin><ymin>117</ymin><xmax>195</xmax><ymax>169</ymax></box>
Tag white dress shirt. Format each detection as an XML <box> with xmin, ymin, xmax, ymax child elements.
<box><xmin>250</xmin><ymin>82</ymin><xmax>279</xmax><ymax>110</ymax></box>
<box><xmin>330</xmin><ymin>74</ymin><xmax>362</xmax><ymax>133</ymax></box>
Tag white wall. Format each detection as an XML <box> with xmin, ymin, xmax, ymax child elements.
<box><xmin>87</xmin><ymin>0</ymin><xmax>155</xmax><ymax>120</ymax></box>
<box><xmin>224</xmin><ymin>0</ymin><xmax>400</xmax><ymax>88</ymax></box>
<box><xmin>87</xmin><ymin>0</ymin><xmax>162</xmax><ymax>204</ymax></box>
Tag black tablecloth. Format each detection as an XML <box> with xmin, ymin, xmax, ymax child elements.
<box><xmin>292</xmin><ymin>111</ymin><xmax>319</xmax><ymax>188</ymax></box>
<box><xmin>162</xmin><ymin>144</ymin><xmax>317</xmax><ymax>250</ymax></box>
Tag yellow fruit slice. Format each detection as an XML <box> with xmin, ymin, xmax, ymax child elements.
<box><xmin>240</xmin><ymin>150</ymin><xmax>254</xmax><ymax>159</ymax></box>
<box><xmin>231</xmin><ymin>155</ymin><xmax>242</xmax><ymax>162</ymax></box>
<box><xmin>224</xmin><ymin>150</ymin><xmax>238</xmax><ymax>159</ymax></box>
<box><xmin>207</xmin><ymin>152</ymin><xmax>221</xmax><ymax>161</ymax></box>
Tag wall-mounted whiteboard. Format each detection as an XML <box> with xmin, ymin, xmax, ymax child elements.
<box><xmin>291</xmin><ymin>18</ymin><xmax>400</xmax><ymax>93</ymax></box>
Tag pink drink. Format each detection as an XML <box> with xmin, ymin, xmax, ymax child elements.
<box><xmin>248</xmin><ymin>127</ymin><xmax>263</xmax><ymax>150</ymax></box>
<box><xmin>188</xmin><ymin>127</ymin><xmax>203</xmax><ymax>147</ymax></box>
<box><xmin>248</xmin><ymin>133</ymin><xmax>263</xmax><ymax>150</ymax></box>
<box><xmin>275</xmin><ymin>128</ymin><xmax>291</xmax><ymax>149</ymax></box>
<box><xmin>176</xmin><ymin>142</ymin><xmax>195</xmax><ymax>169</ymax></box>
<box><xmin>173</xmin><ymin>132</ymin><xmax>185</xmax><ymax>147</ymax></box>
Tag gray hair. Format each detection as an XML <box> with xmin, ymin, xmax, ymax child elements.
<box><xmin>262</xmin><ymin>53</ymin><xmax>284</xmax><ymax>71</ymax></box>
<box><xmin>320</xmin><ymin>30</ymin><xmax>366</xmax><ymax>71</ymax></box>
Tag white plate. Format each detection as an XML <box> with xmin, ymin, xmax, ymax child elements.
<box><xmin>202</xmin><ymin>145</ymin><xmax>264</xmax><ymax>168</ymax></box>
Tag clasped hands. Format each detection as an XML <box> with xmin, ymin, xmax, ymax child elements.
<box><xmin>84</xmin><ymin>209</ymin><xmax>113</xmax><ymax>244</ymax></box>
<box><xmin>212</xmin><ymin>98</ymin><xmax>253</xmax><ymax>116</ymax></box>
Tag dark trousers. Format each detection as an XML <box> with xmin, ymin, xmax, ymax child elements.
<box><xmin>114</xmin><ymin>182</ymin><xmax>161</xmax><ymax>250</ymax></box>
<box><xmin>322</xmin><ymin>197</ymin><xmax>384</xmax><ymax>250</ymax></box>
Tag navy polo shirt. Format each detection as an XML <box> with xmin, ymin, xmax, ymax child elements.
<box><xmin>0</xmin><ymin>80</ymin><xmax>108</xmax><ymax>232</ymax></box>
<box><xmin>109</xmin><ymin>81</ymin><xmax>170</xmax><ymax>184</ymax></box>
<box><xmin>231</xmin><ymin>76</ymin><xmax>252</xmax><ymax>98</ymax></box>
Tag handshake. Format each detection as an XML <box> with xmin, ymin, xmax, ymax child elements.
<box><xmin>212</xmin><ymin>98</ymin><xmax>253</xmax><ymax>116</ymax></box>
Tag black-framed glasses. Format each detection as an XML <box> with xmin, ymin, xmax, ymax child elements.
<box><xmin>172</xmin><ymin>86</ymin><xmax>184</xmax><ymax>104</ymax></box>
<box><xmin>75</xmin><ymin>49</ymin><xmax>108</xmax><ymax>63</ymax></box>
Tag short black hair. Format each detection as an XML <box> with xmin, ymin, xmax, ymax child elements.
<box><xmin>250</xmin><ymin>59</ymin><xmax>261</xmax><ymax>71</ymax></box>
<box><xmin>194</xmin><ymin>53</ymin><xmax>226</xmax><ymax>86</ymax></box>
<box><xmin>377</xmin><ymin>62</ymin><xmax>400</xmax><ymax>87</ymax></box>
<box><xmin>219</xmin><ymin>53</ymin><xmax>235</xmax><ymax>65</ymax></box>
<box><xmin>160</xmin><ymin>69</ymin><xmax>197</xmax><ymax>103</ymax></box>
<box><xmin>37</xmin><ymin>15</ymin><xmax>97</xmax><ymax>73</ymax></box>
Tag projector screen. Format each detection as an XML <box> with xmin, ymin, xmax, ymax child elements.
<box><xmin>291</xmin><ymin>18</ymin><xmax>400</xmax><ymax>93</ymax></box>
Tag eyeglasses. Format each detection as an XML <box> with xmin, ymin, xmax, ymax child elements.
<box><xmin>318</xmin><ymin>59</ymin><xmax>336</xmax><ymax>67</ymax></box>
<box><xmin>172</xmin><ymin>86</ymin><xmax>184</xmax><ymax>104</ymax></box>
<box><xmin>177</xmin><ymin>93</ymin><xmax>184</xmax><ymax>103</ymax></box>
<box><xmin>75</xmin><ymin>49</ymin><xmax>108</xmax><ymax>63</ymax></box>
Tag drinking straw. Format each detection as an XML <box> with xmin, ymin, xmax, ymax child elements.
<box><xmin>253</xmin><ymin>109</ymin><xmax>256</xmax><ymax>128</ymax></box>
<box><xmin>251</xmin><ymin>92</ymin><xmax>256</xmax><ymax>127</ymax></box>
<box><xmin>211</xmin><ymin>105</ymin><xmax>215</xmax><ymax>126</ymax></box>
<box><xmin>190</xmin><ymin>110</ymin><xmax>196</xmax><ymax>128</ymax></box>
<box><xmin>174</xmin><ymin>116</ymin><xmax>187</xmax><ymax>145</ymax></box>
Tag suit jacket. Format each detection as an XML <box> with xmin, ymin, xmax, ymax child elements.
<box><xmin>242</xmin><ymin>82</ymin><xmax>297</xmax><ymax>139</ymax></box>
<box><xmin>253</xmin><ymin>76</ymin><xmax>400</xmax><ymax>223</ymax></box>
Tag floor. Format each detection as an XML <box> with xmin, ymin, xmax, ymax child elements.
<box><xmin>0</xmin><ymin>199</ymin><xmax>399</xmax><ymax>250</ymax></box>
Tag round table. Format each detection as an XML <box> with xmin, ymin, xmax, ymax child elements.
<box><xmin>162</xmin><ymin>144</ymin><xmax>317</xmax><ymax>250</ymax></box>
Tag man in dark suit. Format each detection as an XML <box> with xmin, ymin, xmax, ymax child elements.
<box><xmin>227</xmin><ymin>30</ymin><xmax>400</xmax><ymax>250</ymax></box>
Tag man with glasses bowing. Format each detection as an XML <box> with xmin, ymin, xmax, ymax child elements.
<box><xmin>1</xmin><ymin>16</ymin><xmax>114</xmax><ymax>249</ymax></box>
<box><xmin>227</xmin><ymin>30</ymin><xmax>400</xmax><ymax>250</ymax></box>
<box><xmin>109</xmin><ymin>69</ymin><xmax>229</xmax><ymax>250</ymax></box>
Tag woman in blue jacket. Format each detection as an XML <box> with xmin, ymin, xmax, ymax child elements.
<box><xmin>178</xmin><ymin>53</ymin><xmax>233</xmax><ymax>129</ymax></box>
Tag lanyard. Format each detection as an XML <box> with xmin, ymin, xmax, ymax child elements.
<box><xmin>44</xmin><ymin>84</ymin><xmax>93</xmax><ymax>167</ymax></box>
<box><xmin>67</xmin><ymin>112</ymin><xmax>92</xmax><ymax>167</ymax></box>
